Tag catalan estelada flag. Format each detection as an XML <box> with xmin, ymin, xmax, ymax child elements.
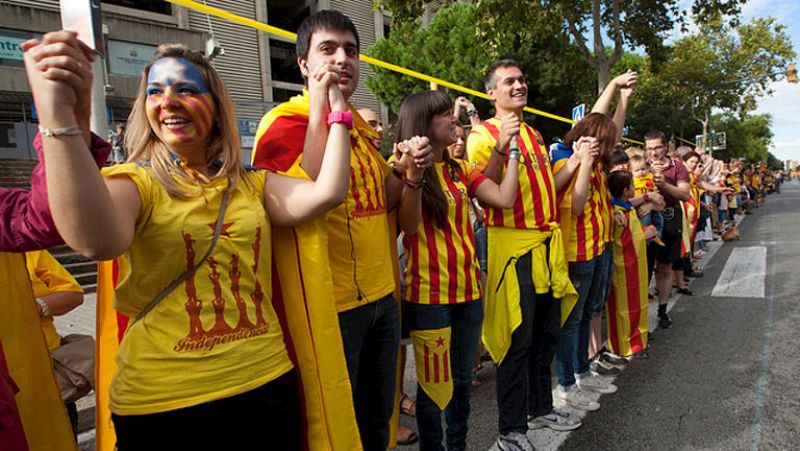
<box><xmin>606</xmin><ymin>203</ymin><xmax>649</xmax><ymax>357</ymax></box>
<box><xmin>411</xmin><ymin>327</ymin><xmax>453</xmax><ymax>410</ymax></box>
<box><xmin>251</xmin><ymin>91</ymin><xmax>382</xmax><ymax>451</ymax></box>
<box><xmin>681</xmin><ymin>173</ymin><xmax>701</xmax><ymax>257</ymax></box>
<box><xmin>0</xmin><ymin>252</ymin><xmax>77</xmax><ymax>451</ymax></box>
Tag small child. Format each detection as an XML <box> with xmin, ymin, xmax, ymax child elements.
<box><xmin>605</xmin><ymin>170</ymin><xmax>652</xmax><ymax>357</ymax></box>
<box><xmin>629</xmin><ymin>154</ymin><xmax>664</xmax><ymax>246</ymax></box>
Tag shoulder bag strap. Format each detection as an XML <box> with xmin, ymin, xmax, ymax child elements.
<box><xmin>131</xmin><ymin>189</ymin><xmax>233</xmax><ymax>325</ymax></box>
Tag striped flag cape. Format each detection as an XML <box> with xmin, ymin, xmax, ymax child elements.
<box><xmin>680</xmin><ymin>173</ymin><xmax>701</xmax><ymax>257</ymax></box>
<box><xmin>606</xmin><ymin>204</ymin><xmax>649</xmax><ymax>357</ymax></box>
<box><xmin>0</xmin><ymin>252</ymin><xmax>76</xmax><ymax>451</ymax></box>
<box><xmin>94</xmin><ymin>226</ymin><xmax>366</xmax><ymax>451</ymax></box>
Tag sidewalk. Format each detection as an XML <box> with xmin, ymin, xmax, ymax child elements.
<box><xmin>54</xmin><ymin>293</ymin><xmax>97</xmax><ymax>450</ymax></box>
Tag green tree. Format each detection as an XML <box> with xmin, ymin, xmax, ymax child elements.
<box><xmin>623</xmin><ymin>17</ymin><xmax>794</xmax><ymax>143</ymax></box>
<box><xmin>711</xmin><ymin>112</ymin><xmax>774</xmax><ymax>162</ymax></box>
<box><xmin>378</xmin><ymin>0</ymin><xmax>747</xmax><ymax>92</ymax></box>
<box><xmin>365</xmin><ymin>3</ymin><xmax>595</xmax><ymax>142</ymax></box>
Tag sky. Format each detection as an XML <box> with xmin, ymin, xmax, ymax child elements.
<box><xmin>741</xmin><ymin>0</ymin><xmax>800</xmax><ymax>164</ymax></box>
<box><xmin>676</xmin><ymin>0</ymin><xmax>800</xmax><ymax>164</ymax></box>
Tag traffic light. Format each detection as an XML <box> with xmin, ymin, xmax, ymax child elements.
<box><xmin>788</xmin><ymin>64</ymin><xmax>798</xmax><ymax>84</ymax></box>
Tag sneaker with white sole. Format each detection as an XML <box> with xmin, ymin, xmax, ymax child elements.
<box><xmin>590</xmin><ymin>358</ymin><xmax>623</xmax><ymax>377</ymax></box>
<box><xmin>556</xmin><ymin>384</ymin><xmax>600</xmax><ymax>411</ymax></box>
<box><xmin>495</xmin><ymin>431</ymin><xmax>534</xmax><ymax>451</ymax></box>
<box><xmin>600</xmin><ymin>350</ymin><xmax>629</xmax><ymax>366</ymax></box>
<box><xmin>577</xmin><ymin>374</ymin><xmax>618</xmax><ymax>394</ymax></box>
<box><xmin>528</xmin><ymin>408</ymin><xmax>582</xmax><ymax>431</ymax></box>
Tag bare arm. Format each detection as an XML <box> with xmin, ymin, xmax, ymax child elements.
<box><xmin>660</xmin><ymin>181</ymin><xmax>691</xmax><ymax>202</ymax></box>
<box><xmin>38</xmin><ymin>291</ymin><xmax>83</xmax><ymax>317</ymax></box>
<box><xmin>591</xmin><ymin>70</ymin><xmax>637</xmax><ymax>115</ymax></box>
<box><xmin>24</xmin><ymin>31</ymin><xmax>141</xmax><ymax>260</ymax></box>
<box><xmin>266</xmin><ymin>79</ymin><xmax>351</xmax><ymax>226</ymax></box>
<box><xmin>553</xmin><ymin>154</ymin><xmax>581</xmax><ymax>192</ymax></box>
<box><xmin>396</xmin><ymin>137</ymin><xmax>431</xmax><ymax>234</ymax></box>
<box><xmin>298</xmin><ymin>63</ymin><xmax>343</xmax><ymax>180</ymax></box>
<box><xmin>474</xmin><ymin>154</ymin><xmax>519</xmax><ymax>209</ymax></box>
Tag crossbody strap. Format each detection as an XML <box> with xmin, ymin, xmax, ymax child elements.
<box><xmin>131</xmin><ymin>189</ymin><xmax>233</xmax><ymax>325</ymax></box>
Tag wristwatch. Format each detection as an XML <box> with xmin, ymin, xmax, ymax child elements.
<box><xmin>327</xmin><ymin>110</ymin><xmax>354</xmax><ymax>130</ymax></box>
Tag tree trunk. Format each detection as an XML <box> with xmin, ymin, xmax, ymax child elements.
<box><xmin>597</xmin><ymin>66</ymin><xmax>611</xmax><ymax>95</ymax></box>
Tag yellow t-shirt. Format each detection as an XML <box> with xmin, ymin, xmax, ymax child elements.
<box><xmin>633</xmin><ymin>173</ymin><xmax>657</xmax><ymax>197</ymax></box>
<box><xmin>252</xmin><ymin>92</ymin><xmax>396</xmax><ymax>312</ymax></box>
<box><xmin>25</xmin><ymin>250</ymin><xmax>83</xmax><ymax>351</ymax></box>
<box><xmin>101</xmin><ymin>164</ymin><xmax>293</xmax><ymax>415</ymax></box>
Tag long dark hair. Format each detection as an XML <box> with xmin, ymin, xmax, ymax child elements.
<box><xmin>564</xmin><ymin>112</ymin><xmax>617</xmax><ymax>169</ymax></box>
<box><xmin>395</xmin><ymin>90</ymin><xmax>460</xmax><ymax>228</ymax></box>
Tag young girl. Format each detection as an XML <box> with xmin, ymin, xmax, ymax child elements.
<box><xmin>395</xmin><ymin>90</ymin><xmax>518</xmax><ymax>451</ymax></box>
<box><xmin>23</xmin><ymin>31</ymin><xmax>352</xmax><ymax>450</ymax></box>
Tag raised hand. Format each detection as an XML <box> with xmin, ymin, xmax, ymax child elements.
<box><xmin>22</xmin><ymin>31</ymin><xmax>94</xmax><ymax>129</ymax></box>
<box><xmin>613</xmin><ymin>70</ymin><xmax>638</xmax><ymax>90</ymax></box>
<box><xmin>397</xmin><ymin>136</ymin><xmax>432</xmax><ymax>183</ymax></box>
<box><xmin>306</xmin><ymin>63</ymin><xmax>347</xmax><ymax>113</ymax></box>
<box><xmin>498</xmin><ymin>112</ymin><xmax>520</xmax><ymax>151</ymax></box>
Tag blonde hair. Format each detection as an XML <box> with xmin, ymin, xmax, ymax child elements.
<box><xmin>625</xmin><ymin>146</ymin><xmax>645</xmax><ymax>160</ymax></box>
<box><xmin>125</xmin><ymin>44</ymin><xmax>245</xmax><ymax>198</ymax></box>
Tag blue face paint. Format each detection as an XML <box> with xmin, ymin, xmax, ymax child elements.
<box><xmin>146</xmin><ymin>58</ymin><xmax>210</xmax><ymax>96</ymax></box>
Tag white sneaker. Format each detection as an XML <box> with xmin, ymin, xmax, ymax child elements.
<box><xmin>528</xmin><ymin>408</ymin><xmax>582</xmax><ymax>431</ymax></box>
<box><xmin>577</xmin><ymin>373</ymin><xmax>618</xmax><ymax>394</ymax></box>
<box><xmin>557</xmin><ymin>384</ymin><xmax>600</xmax><ymax>411</ymax></box>
<box><xmin>495</xmin><ymin>431</ymin><xmax>534</xmax><ymax>451</ymax></box>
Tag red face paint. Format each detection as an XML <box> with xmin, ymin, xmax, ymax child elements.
<box><xmin>145</xmin><ymin>58</ymin><xmax>217</xmax><ymax>154</ymax></box>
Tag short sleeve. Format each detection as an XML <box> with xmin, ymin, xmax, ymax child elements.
<box><xmin>465</xmin><ymin>160</ymin><xmax>488</xmax><ymax>197</ymax></box>
<box><xmin>466</xmin><ymin>125</ymin><xmax>495</xmax><ymax>172</ymax></box>
<box><xmin>25</xmin><ymin>250</ymin><xmax>83</xmax><ymax>298</ymax></box>
<box><xmin>674</xmin><ymin>160</ymin><xmax>690</xmax><ymax>184</ymax></box>
<box><xmin>101</xmin><ymin>163</ymin><xmax>155</xmax><ymax>226</ymax></box>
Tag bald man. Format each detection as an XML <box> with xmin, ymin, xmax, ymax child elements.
<box><xmin>358</xmin><ymin>108</ymin><xmax>384</xmax><ymax>150</ymax></box>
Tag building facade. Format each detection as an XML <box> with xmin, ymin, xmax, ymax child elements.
<box><xmin>0</xmin><ymin>0</ymin><xmax>389</xmax><ymax>162</ymax></box>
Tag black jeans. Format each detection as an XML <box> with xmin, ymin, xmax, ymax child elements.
<box><xmin>496</xmin><ymin>251</ymin><xmax>561</xmax><ymax>435</ymax></box>
<box><xmin>112</xmin><ymin>369</ymin><xmax>300</xmax><ymax>451</ymax></box>
<box><xmin>338</xmin><ymin>294</ymin><xmax>401</xmax><ymax>451</ymax></box>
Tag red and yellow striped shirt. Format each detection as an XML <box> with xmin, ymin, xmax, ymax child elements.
<box><xmin>552</xmin><ymin>154</ymin><xmax>613</xmax><ymax>262</ymax></box>
<box><xmin>467</xmin><ymin>119</ymin><xmax>557</xmax><ymax>231</ymax></box>
<box><xmin>403</xmin><ymin>160</ymin><xmax>487</xmax><ymax>304</ymax></box>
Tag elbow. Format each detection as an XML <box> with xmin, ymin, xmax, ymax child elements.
<box><xmin>72</xmin><ymin>242</ymin><xmax>125</xmax><ymax>262</ymax></box>
<box><xmin>499</xmin><ymin>194</ymin><xmax>516</xmax><ymax>209</ymax></box>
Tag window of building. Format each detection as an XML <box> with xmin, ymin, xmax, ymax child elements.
<box><xmin>102</xmin><ymin>1</ymin><xmax>171</xmax><ymax>15</ymax></box>
<box><xmin>269</xmin><ymin>38</ymin><xmax>304</xmax><ymax>85</ymax></box>
<box><xmin>272</xmin><ymin>86</ymin><xmax>303</xmax><ymax>103</ymax></box>
<box><xmin>0</xmin><ymin>28</ymin><xmax>39</xmax><ymax>68</ymax></box>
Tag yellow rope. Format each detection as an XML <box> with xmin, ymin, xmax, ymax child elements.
<box><xmin>165</xmin><ymin>0</ymin><xmax>644</xmax><ymax>145</ymax></box>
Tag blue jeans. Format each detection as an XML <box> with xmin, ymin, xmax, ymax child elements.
<box><xmin>405</xmin><ymin>300</ymin><xmax>483</xmax><ymax>451</ymax></box>
<box><xmin>556</xmin><ymin>245</ymin><xmax>613</xmax><ymax>387</ymax></box>
<box><xmin>640</xmin><ymin>211</ymin><xmax>664</xmax><ymax>237</ymax></box>
<box><xmin>338</xmin><ymin>294</ymin><xmax>401</xmax><ymax>451</ymax></box>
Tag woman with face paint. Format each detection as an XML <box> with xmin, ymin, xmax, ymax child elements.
<box><xmin>394</xmin><ymin>90</ymin><xmax>519</xmax><ymax>451</ymax></box>
<box><xmin>22</xmin><ymin>31</ymin><xmax>352</xmax><ymax>450</ymax></box>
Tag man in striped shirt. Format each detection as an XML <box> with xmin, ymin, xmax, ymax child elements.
<box><xmin>468</xmin><ymin>59</ymin><xmax>579</xmax><ymax>450</ymax></box>
<box><xmin>252</xmin><ymin>11</ymin><xmax>431</xmax><ymax>451</ymax></box>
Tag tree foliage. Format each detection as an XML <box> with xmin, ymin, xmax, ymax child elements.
<box><xmin>365</xmin><ymin>3</ymin><xmax>595</xmax><ymax>142</ymax></box>
<box><xmin>711</xmin><ymin>112</ymin><xmax>774</xmax><ymax>163</ymax></box>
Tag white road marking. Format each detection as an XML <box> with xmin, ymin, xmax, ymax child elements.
<box><xmin>711</xmin><ymin>246</ymin><xmax>767</xmax><ymax>298</ymax></box>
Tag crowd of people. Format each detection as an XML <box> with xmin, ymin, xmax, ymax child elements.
<box><xmin>0</xmin><ymin>9</ymin><xmax>789</xmax><ymax>451</ymax></box>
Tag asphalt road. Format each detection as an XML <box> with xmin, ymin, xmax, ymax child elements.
<box><xmin>397</xmin><ymin>180</ymin><xmax>800</xmax><ymax>451</ymax></box>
